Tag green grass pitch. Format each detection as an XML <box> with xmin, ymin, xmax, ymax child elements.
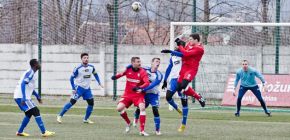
<box><xmin>0</xmin><ymin>102</ymin><xmax>290</xmax><ymax>140</ymax></box>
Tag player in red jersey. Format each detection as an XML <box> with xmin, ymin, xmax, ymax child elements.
<box><xmin>111</xmin><ymin>57</ymin><xmax>150</xmax><ymax>136</ymax></box>
<box><xmin>162</xmin><ymin>33</ymin><xmax>205</xmax><ymax>131</ymax></box>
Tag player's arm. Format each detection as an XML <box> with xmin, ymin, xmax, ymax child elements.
<box><xmin>161</xmin><ymin>50</ymin><xmax>183</xmax><ymax>57</ymax></box>
<box><xmin>111</xmin><ymin>69</ymin><xmax>127</xmax><ymax>80</ymax></box>
<box><xmin>32</xmin><ymin>90</ymin><xmax>42</xmax><ymax>103</ymax></box>
<box><xmin>178</xmin><ymin>45</ymin><xmax>203</xmax><ymax>57</ymax></box>
<box><xmin>70</xmin><ymin>67</ymin><xmax>78</xmax><ymax>91</ymax></box>
<box><xmin>233</xmin><ymin>71</ymin><xmax>241</xmax><ymax>96</ymax></box>
<box><xmin>138</xmin><ymin>70</ymin><xmax>150</xmax><ymax>89</ymax></box>
<box><xmin>142</xmin><ymin>71</ymin><xmax>163</xmax><ymax>92</ymax></box>
<box><xmin>162</xmin><ymin>58</ymin><xmax>173</xmax><ymax>89</ymax></box>
<box><xmin>21</xmin><ymin>71</ymin><xmax>34</xmax><ymax>103</ymax></box>
<box><xmin>92</xmin><ymin>66</ymin><xmax>102</xmax><ymax>87</ymax></box>
<box><xmin>254</xmin><ymin>70</ymin><xmax>266</xmax><ymax>85</ymax></box>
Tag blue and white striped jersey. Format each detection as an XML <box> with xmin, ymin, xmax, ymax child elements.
<box><xmin>164</xmin><ymin>55</ymin><xmax>182</xmax><ymax>83</ymax></box>
<box><xmin>142</xmin><ymin>66</ymin><xmax>163</xmax><ymax>94</ymax></box>
<box><xmin>71</xmin><ymin>64</ymin><xmax>100</xmax><ymax>89</ymax></box>
<box><xmin>14</xmin><ymin>69</ymin><xmax>36</xmax><ymax>99</ymax></box>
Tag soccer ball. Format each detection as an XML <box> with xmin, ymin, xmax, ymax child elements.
<box><xmin>131</xmin><ymin>2</ymin><xmax>142</xmax><ymax>12</ymax></box>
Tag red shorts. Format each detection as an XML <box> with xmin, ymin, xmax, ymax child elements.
<box><xmin>118</xmin><ymin>95</ymin><xmax>145</xmax><ymax>108</ymax></box>
<box><xmin>178</xmin><ymin>67</ymin><xmax>198</xmax><ymax>83</ymax></box>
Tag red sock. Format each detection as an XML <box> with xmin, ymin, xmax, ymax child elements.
<box><xmin>120</xmin><ymin>111</ymin><xmax>131</xmax><ymax>125</ymax></box>
<box><xmin>184</xmin><ymin>87</ymin><xmax>201</xmax><ymax>100</ymax></box>
<box><xmin>139</xmin><ymin>111</ymin><xmax>146</xmax><ymax>132</ymax></box>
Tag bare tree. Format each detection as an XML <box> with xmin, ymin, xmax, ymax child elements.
<box><xmin>56</xmin><ymin>0</ymin><xmax>74</xmax><ymax>44</ymax></box>
<box><xmin>261</xmin><ymin>0</ymin><xmax>270</xmax><ymax>45</ymax></box>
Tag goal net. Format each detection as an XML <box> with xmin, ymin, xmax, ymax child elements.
<box><xmin>170</xmin><ymin>22</ymin><xmax>290</xmax><ymax>109</ymax></box>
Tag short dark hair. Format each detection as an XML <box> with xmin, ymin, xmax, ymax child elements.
<box><xmin>81</xmin><ymin>53</ymin><xmax>89</xmax><ymax>59</ymax></box>
<box><xmin>131</xmin><ymin>57</ymin><xmax>140</xmax><ymax>62</ymax></box>
<box><xmin>242</xmin><ymin>60</ymin><xmax>249</xmax><ymax>63</ymax></box>
<box><xmin>189</xmin><ymin>33</ymin><xmax>200</xmax><ymax>42</ymax></box>
<box><xmin>30</xmin><ymin>59</ymin><xmax>38</xmax><ymax>67</ymax></box>
<box><xmin>151</xmin><ymin>57</ymin><xmax>160</xmax><ymax>62</ymax></box>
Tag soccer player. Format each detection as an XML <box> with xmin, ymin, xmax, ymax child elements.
<box><xmin>57</xmin><ymin>53</ymin><xmax>103</xmax><ymax>124</ymax></box>
<box><xmin>161</xmin><ymin>33</ymin><xmax>205</xmax><ymax>132</ymax></box>
<box><xmin>233</xmin><ymin>60</ymin><xmax>271</xmax><ymax>117</ymax></box>
<box><xmin>14</xmin><ymin>59</ymin><xmax>55</xmax><ymax>137</ymax></box>
<box><xmin>133</xmin><ymin>58</ymin><xmax>163</xmax><ymax>135</ymax></box>
<box><xmin>111</xmin><ymin>57</ymin><xmax>150</xmax><ymax>136</ymax></box>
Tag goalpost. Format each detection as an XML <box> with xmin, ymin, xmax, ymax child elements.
<box><xmin>170</xmin><ymin>22</ymin><xmax>290</xmax><ymax>109</ymax></box>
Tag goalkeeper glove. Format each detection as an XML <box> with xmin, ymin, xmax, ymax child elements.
<box><xmin>132</xmin><ymin>87</ymin><xmax>141</xmax><ymax>92</ymax></box>
<box><xmin>161</xmin><ymin>81</ymin><xmax>167</xmax><ymax>90</ymax></box>
<box><xmin>111</xmin><ymin>75</ymin><xmax>117</xmax><ymax>80</ymax></box>
<box><xmin>175</xmin><ymin>38</ymin><xmax>186</xmax><ymax>46</ymax></box>
<box><xmin>161</xmin><ymin>49</ymin><xmax>172</xmax><ymax>53</ymax></box>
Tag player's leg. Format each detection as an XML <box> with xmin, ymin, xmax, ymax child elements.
<box><xmin>133</xmin><ymin>107</ymin><xmax>140</xmax><ymax>127</ymax></box>
<box><xmin>134</xmin><ymin>95</ymin><xmax>149</xmax><ymax>127</ymax></box>
<box><xmin>29</xmin><ymin>107</ymin><xmax>55</xmax><ymax>136</ymax></box>
<box><xmin>83</xmin><ymin>88</ymin><xmax>94</xmax><ymax>123</ymax></box>
<box><xmin>58</xmin><ymin>87</ymin><xmax>82</xmax><ymax>122</ymax></box>
<box><xmin>250</xmin><ymin>86</ymin><xmax>271</xmax><ymax>116</ymax></box>
<box><xmin>236</xmin><ymin>86</ymin><xmax>248</xmax><ymax>116</ymax></box>
<box><xmin>117</xmin><ymin>97</ymin><xmax>132</xmax><ymax>132</ymax></box>
<box><xmin>178</xmin><ymin>71</ymin><xmax>206</xmax><ymax>107</ymax></box>
<box><xmin>166</xmin><ymin>78</ymin><xmax>182</xmax><ymax>114</ymax></box>
<box><xmin>150</xmin><ymin>93</ymin><xmax>161</xmax><ymax>135</ymax></box>
<box><xmin>178</xmin><ymin>96</ymin><xmax>188</xmax><ymax>132</ymax></box>
<box><xmin>15</xmin><ymin>99</ymin><xmax>31</xmax><ymax>136</ymax></box>
<box><xmin>135</xmin><ymin>97</ymin><xmax>148</xmax><ymax>136</ymax></box>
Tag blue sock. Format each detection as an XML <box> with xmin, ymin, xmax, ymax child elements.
<box><xmin>18</xmin><ymin>116</ymin><xmax>30</xmax><ymax>133</ymax></box>
<box><xmin>35</xmin><ymin>116</ymin><xmax>46</xmax><ymax>134</ymax></box>
<box><xmin>84</xmin><ymin>105</ymin><xmax>93</xmax><ymax>120</ymax></box>
<box><xmin>168</xmin><ymin>99</ymin><xmax>178</xmax><ymax>110</ymax></box>
<box><xmin>182</xmin><ymin>107</ymin><xmax>188</xmax><ymax>125</ymax></box>
<box><xmin>59</xmin><ymin>102</ymin><xmax>73</xmax><ymax>116</ymax></box>
<box><xmin>154</xmin><ymin>117</ymin><xmax>160</xmax><ymax>131</ymax></box>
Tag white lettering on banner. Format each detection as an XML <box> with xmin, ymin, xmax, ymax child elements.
<box><xmin>127</xmin><ymin>78</ymin><xmax>140</xmax><ymax>83</ymax></box>
<box><xmin>265</xmin><ymin>83</ymin><xmax>290</xmax><ymax>93</ymax></box>
<box><xmin>241</xmin><ymin>96</ymin><xmax>255</xmax><ymax>102</ymax></box>
<box><xmin>263</xmin><ymin>96</ymin><xmax>277</xmax><ymax>102</ymax></box>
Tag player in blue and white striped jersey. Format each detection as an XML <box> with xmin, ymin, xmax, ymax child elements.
<box><xmin>133</xmin><ymin>58</ymin><xmax>163</xmax><ymax>135</ymax></box>
<box><xmin>14</xmin><ymin>59</ymin><xmax>55</xmax><ymax>137</ymax></box>
<box><xmin>57</xmin><ymin>53</ymin><xmax>103</xmax><ymax>124</ymax></box>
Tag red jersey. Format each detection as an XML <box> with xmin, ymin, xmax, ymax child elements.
<box><xmin>178</xmin><ymin>43</ymin><xmax>204</xmax><ymax>71</ymax></box>
<box><xmin>115</xmin><ymin>67</ymin><xmax>150</xmax><ymax>98</ymax></box>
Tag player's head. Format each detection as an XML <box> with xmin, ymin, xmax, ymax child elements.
<box><xmin>189</xmin><ymin>33</ymin><xmax>200</xmax><ymax>45</ymax></box>
<box><xmin>242</xmin><ymin>60</ymin><xmax>249</xmax><ymax>71</ymax></box>
<box><xmin>81</xmin><ymin>53</ymin><xmax>89</xmax><ymax>65</ymax></box>
<box><xmin>151</xmin><ymin>57</ymin><xmax>160</xmax><ymax>70</ymax></box>
<box><xmin>30</xmin><ymin>59</ymin><xmax>40</xmax><ymax>71</ymax></box>
<box><xmin>131</xmin><ymin>57</ymin><xmax>141</xmax><ymax>69</ymax></box>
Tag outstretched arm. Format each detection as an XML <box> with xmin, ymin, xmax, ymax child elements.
<box><xmin>255</xmin><ymin>70</ymin><xmax>265</xmax><ymax>85</ymax></box>
<box><xmin>163</xmin><ymin>58</ymin><xmax>173</xmax><ymax>83</ymax></box>
<box><xmin>143</xmin><ymin>71</ymin><xmax>163</xmax><ymax>92</ymax></box>
<box><xmin>178</xmin><ymin>45</ymin><xmax>203</xmax><ymax>57</ymax></box>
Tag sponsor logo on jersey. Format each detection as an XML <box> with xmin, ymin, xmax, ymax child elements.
<box><xmin>84</xmin><ymin>75</ymin><xmax>91</xmax><ymax>78</ymax></box>
<box><xmin>84</xmin><ymin>69</ymin><xmax>89</xmax><ymax>72</ymax></box>
<box><xmin>127</xmin><ymin>78</ymin><xmax>140</xmax><ymax>83</ymax></box>
<box><xmin>174</xmin><ymin>60</ymin><xmax>180</xmax><ymax>65</ymax></box>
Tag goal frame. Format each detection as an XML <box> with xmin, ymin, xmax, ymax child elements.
<box><xmin>170</xmin><ymin>22</ymin><xmax>290</xmax><ymax>50</ymax></box>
